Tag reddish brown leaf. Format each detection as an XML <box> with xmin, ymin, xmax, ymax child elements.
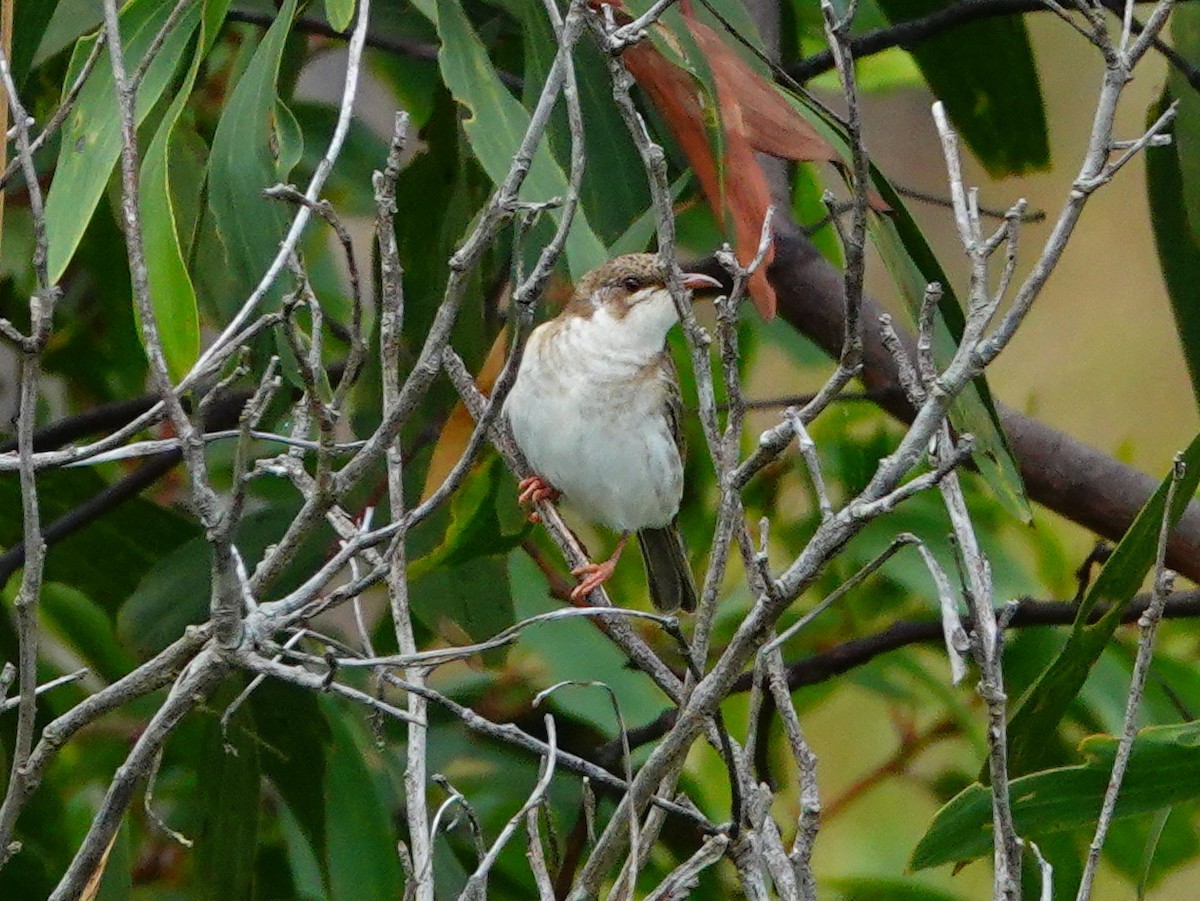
<box><xmin>619</xmin><ymin>7</ymin><xmax>892</xmax><ymax>317</ymax></box>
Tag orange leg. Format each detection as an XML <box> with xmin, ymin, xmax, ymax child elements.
<box><xmin>518</xmin><ymin>475</ymin><xmax>561</xmax><ymax>523</ymax></box>
<box><xmin>570</xmin><ymin>533</ymin><xmax>630</xmax><ymax>602</ymax></box>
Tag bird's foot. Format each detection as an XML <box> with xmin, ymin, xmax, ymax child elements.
<box><xmin>570</xmin><ymin>558</ymin><xmax>619</xmax><ymax>602</ymax></box>
<box><xmin>518</xmin><ymin>475</ymin><xmax>560</xmax><ymax>522</ymax></box>
<box><xmin>569</xmin><ymin>535</ymin><xmax>629</xmax><ymax>602</ymax></box>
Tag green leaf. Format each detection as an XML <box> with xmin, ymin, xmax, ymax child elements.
<box><xmin>868</xmin><ymin>175</ymin><xmax>1031</xmax><ymax>522</ymax></box>
<box><xmin>324</xmin><ymin>0</ymin><xmax>357</xmax><ymax>33</ymax></box>
<box><xmin>194</xmin><ymin>686</ymin><xmax>262</xmax><ymax>901</ymax></box>
<box><xmin>407</xmin><ymin>459</ymin><xmax>523</xmax><ymax>649</ymax></box>
<box><xmin>1005</xmin><ymin>432</ymin><xmax>1200</xmax><ymax>777</ymax></box>
<box><xmin>12</xmin><ymin>0</ymin><xmax>59</xmax><ymax>85</ymax></box>
<box><xmin>772</xmin><ymin>87</ymin><xmax>1029</xmax><ymax>520</ymax></box>
<box><xmin>827</xmin><ymin>876</ymin><xmax>964</xmax><ymax>901</ymax></box>
<box><xmin>206</xmin><ymin>0</ymin><xmax>300</xmax><ymax>317</ymax></box>
<box><xmin>119</xmin><ymin>505</ymin><xmax>329</xmax><ymax>656</ymax></box>
<box><xmin>1147</xmin><ymin>87</ymin><xmax>1200</xmax><ymax>413</ymax></box>
<box><xmin>41</xmin><ymin>582</ymin><xmax>137</xmax><ymax>683</ymax></box>
<box><xmin>138</xmin><ymin>0</ymin><xmax>231</xmax><ymax>380</ymax></box>
<box><xmin>92</xmin><ymin>820</ymin><xmax>132</xmax><ymax>901</ymax></box>
<box><xmin>433</xmin><ymin>0</ymin><xmax>607</xmax><ymax>280</ymax></box>
<box><xmin>251</xmin><ymin>680</ymin><xmax>330</xmax><ymax>884</ymax></box>
<box><xmin>517</xmin><ymin>0</ymin><xmax>651</xmax><ymax>247</ymax></box>
<box><xmin>0</xmin><ymin>468</ymin><xmax>198</xmax><ymax>615</ymax></box>
<box><xmin>873</xmin><ymin>0</ymin><xmax>1048</xmax><ymax>177</ymax></box>
<box><xmin>274</xmin><ymin>99</ymin><xmax>305</xmax><ymax>179</ymax></box>
<box><xmin>28</xmin><ymin>0</ymin><xmax>103</xmax><ymax>72</ymax></box>
<box><xmin>292</xmin><ymin>101</ymin><xmax>392</xmax><ymax>216</ymax></box>
<box><xmin>1170</xmin><ymin>7</ymin><xmax>1200</xmax><ymax>240</ymax></box>
<box><xmin>321</xmin><ymin>699</ymin><xmax>404</xmax><ymax>901</ymax></box>
<box><xmin>912</xmin><ymin>722</ymin><xmax>1200</xmax><ymax>870</ymax></box>
<box><xmin>44</xmin><ymin>0</ymin><xmax>201</xmax><ymax>282</ymax></box>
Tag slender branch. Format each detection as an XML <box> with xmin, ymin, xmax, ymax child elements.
<box><xmin>1077</xmin><ymin>455</ymin><xmax>1185</xmax><ymax>899</ymax></box>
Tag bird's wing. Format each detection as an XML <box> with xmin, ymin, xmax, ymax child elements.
<box><xmin>657</xmin><ymin>351</ymin><xmax>686</xmax><ymax>460</ymax></box>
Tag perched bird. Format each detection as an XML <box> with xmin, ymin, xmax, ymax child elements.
<box><xmin>503</xmin><ymin>253</ymin><xmax>722</xmax><ymax>611</ymax></box>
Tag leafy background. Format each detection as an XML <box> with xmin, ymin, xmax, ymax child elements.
<box><xmin>2</xmin><ymin>0</ymin><xmax>1200</xmax><ymax>898</ymax></box>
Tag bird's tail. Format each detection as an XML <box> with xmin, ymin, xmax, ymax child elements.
<box><xmin>637</xmin><ymin>525</ymin><xmax>698</xmax><ymax>613</ymax></box>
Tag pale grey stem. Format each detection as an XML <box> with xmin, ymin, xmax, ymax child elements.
<box><xmin>526</xmin><ymin>808</ymin><xmax>557</xmax><ymax>901</ymax></box>
<box><xmin>932</xmin><ymin>422</ymin><xmax>1021</xmax><ymax>898</ymax></box>
<box><xmin>0</xmin><ymin>38</ymin><xmax>56</xmax><ymax>869</ymax></box>
<box><xmin>820</xmin><ymin>0</ymin><xmax>867</xmax><ymax>377</ymax></box>
<box><xmin>745</xmin><ymin>782</ymin><xmax>802</xmax><ymax>899</ymax></box>
<box><xmin>643</xmin><ymin>834</ymin><xmax>729</xmax><ymax>901</ymax></box>
<box><xmin>460</xmin><ymin>715</ymin><xmax>558</xmax><ymax>901</ymax></box>
<box><xmin>694</xmin><ymin>211</ymin><xmax>775</xmax><ymax>666</ymax></box>
<box><xmin>913</xmin><ymin>541</ymin><xmax>971</xmax><ymax>684</ymax></box>
<box><xmin>787</xmin><ymin>409</ymin><xmax>833</xmax><ymax>521</ymax></box>
<box><xmin>142</xmin><ymin>745</ymin><xmax>193</xmax><ymax>848</ymax></box>
<box><xmin>1077</xmin><ymin>455</ymin><xmax>1185</xmax><ymax>900</ymax></box>
<box><xmin>282</xmin><ymin>606</ymin><xmax>680</xmax><ymax>671</ymax></box>
<box><xmin>191</xmin><ymin>0</ymin><xmax>373</xmax><ymax>381</ymax></box>
<box><xmin>0</xmin><ymin>663</ymin><xmax>14</xmax><ymax>703</ymax></box>
<box><xmin>49</xmin><ymin>651</ymin><xmax>227</xmax><ymax>900</ymax></box>
<box><xmin>763</xmin><ymin>651</ymin><xmax>819</xmax><ymax>897</ymax></box>
<box><xmin>609</xmin><ymin>0</ymin><xmax>679</xmax><ymax>49</ymax></box>
<box><xmin>0</xmin><ymin>668</ymin><xmax>88</xmax><ymax>714</ymax></box>
<box><xmin>369</xmin><ymin>101</ymin><xmax>434</xmax><ymax>901</ymax></box>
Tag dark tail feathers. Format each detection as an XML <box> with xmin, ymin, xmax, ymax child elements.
<box><xmin>637</xmin><ymin>525</ymin><xmax>697</xmax><ymax>613</ymax></box>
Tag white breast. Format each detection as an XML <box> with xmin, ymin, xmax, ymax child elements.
<box><xmin>504</xmin><ymin>314</ymin><xmax>683</xmax><ymax>533</ymax></box>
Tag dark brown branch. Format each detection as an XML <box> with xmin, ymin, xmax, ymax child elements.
<box><xmin>225</xmin><ymin>7</ymin><xmax>524</xmax><ymax>90</ymax></box>
<box><xmin>785</xmin><ymin>0</ymin><xmax>1200</xmax><ymax>94</ymax></box>
<box><xmin>760</xmin><ymin>219</ymin><xmax>1200</xmax><ymax>584</ymax></box>
<box><xmin>604</xmin><ymin>591</ymin><xmax>1200</xmax><ymax>760</ymax></box>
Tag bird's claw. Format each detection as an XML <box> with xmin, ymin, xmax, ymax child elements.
<box><xmin>570</xmin><ymin>558</ymin><xmax>618</xmax><ymax>602</ymax></box>
<box><xmin>518</xmin><ymin>475</ymin><xmax>560</xmax><ymax>522</ymax></box>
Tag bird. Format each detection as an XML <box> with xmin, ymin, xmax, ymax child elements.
<box><xmin>503</xmin><ymin>253</ymin><xmax>723</xmax><ymax>611</ymax></box>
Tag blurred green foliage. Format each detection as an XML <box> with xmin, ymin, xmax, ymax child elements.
<box><xmin>2</xmin><ymin>0</ymin><xmax>1200</xmax><ymax>898</ymax></box>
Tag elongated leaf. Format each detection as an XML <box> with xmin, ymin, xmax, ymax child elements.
<box><xmin>519</xmin><ymin>1</ymin><xmax>650</xmax><ymax>246</ymax></box>
<box><xmin>206</xmin><ymin>0</ymin><xmax>299</xmax><ymax>317</ymax></box>
<box><xmin>1149</xmin><ymin>87</ymin><xmax>1200</xmax><ymax>413</ymax></box>
<box><xmin>433</xmin><ymin>0</ymin><xmax>607</xmax><ymax>280</ymax></box>
<box><xmin>322</xmin><ymin>700</ymin><xmax>404</xmax><ymax>901</ymax></box>
<box><xmin>873</xmin><ymin>0</ymin><xmax>1047</xmax><ymax>176</ymax></box>
<box><xmin>324</xmin><ymin>0</ymin><xmax>356</xmax><ymax>32</ymax></box>
<box><xmin>251</xmin><ymin>681</ymin><xmax>330</xmax><ymax>883</ymax></box>
<box><xmin>913</xmin><ymin>722</ymin><xmax>1200</xmax><ymax>870</ymax></box>
<box><xmin>138</xmin><ymin>0</ymin><xmax>231</xmax><ymax>380</ymax></box>
<box><xmin>12</xmin><ymin>0</ymin><xmax>58</xmax><ymax>85</ymax></box>
<box><xmin>869</xmin><ymin>177</ymin><xmax>1031</xmax><ymax>522</ymax></box>
<box><xmin>0</xmin><ymin>468</ymin><xmax>198</xmax><ymax>615</ymax></box>
<box><xmin>780</xmin><ymin>89</ymin><xmax>1030</xmax><ymax>520</ymax></box>
<box><xmin>119</xmin><ymin>505</ymin><xmax>330</xmax><ymax>656</ymax></box>
<box><xmin>41</xmin><ymin>582</ymin><xmax>136</xmax><ymax>683</ymax></box>
<box><xmin>1170</xmin><ymin>7</ymin><xmax>1200</xmax><ymax>240</ymax></box>
<box><xmin>195</xmin><ymin>688</ymin><xmax>262</xmax><ymax>901</ymax></box>
<box><xmin>44</xmin><ymin>0</ymin><xmax>201</xmax><ymax>281</ymax></box>
<box><xmin>1005</xmin><ymin>432</ymin><xmax>1200</xmax><ymax>777</ymax></box>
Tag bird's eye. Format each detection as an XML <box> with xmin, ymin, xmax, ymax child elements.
<box><xmin>621</xmin><ymin>276</ymin><xmax>642</xmax><ymax>292</ymax></box>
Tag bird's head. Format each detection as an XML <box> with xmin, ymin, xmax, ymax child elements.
<box><xmin>565</xmin><ymin>253</ymin><xmax>723</xmax><ymax>354</ymax></box>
